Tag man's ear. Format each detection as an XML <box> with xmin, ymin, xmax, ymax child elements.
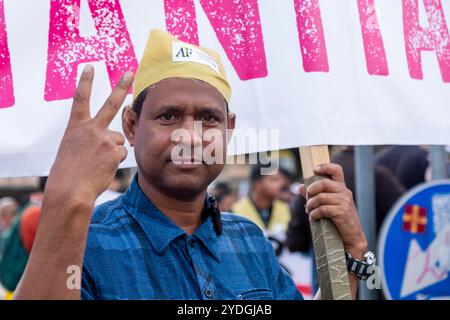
<box><xmin>226</xmin><ymin>112</ymin><xmax>236</xmax><ymax>146</ymax></box>
<box><xmin>227</xmin><ymin>112</ymin><xmax>236</xmax><ymax>130</ymax></box>
<box><xmin>122</xmin><ymin>106</ymin><xmax>138</xmax><ymax>147</ymax></box>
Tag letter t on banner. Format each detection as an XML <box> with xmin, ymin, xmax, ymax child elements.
<box><xmin>299</xmin><ymin>145</ymin><xmax>352</xmax><ymax>300</ymax></box>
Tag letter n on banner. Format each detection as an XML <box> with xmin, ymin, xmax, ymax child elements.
<box><xmin>0</xmin><ymin>0</ymin><xmax>14</xmax><ymax>108</ymax></box>
<box><xmin>403</xmin><ymin>0</ymin><xmax>450</xmax><ymax>82</ymax></box>
<box><xmin>45</xmin><ymin>0</ymin><xmax>138</xmax><ymax>101</ymax></box>
<box><xmin>164</xmin><ymin>0</ymin><xmax>267</xmax><ymax>80</ymax></box>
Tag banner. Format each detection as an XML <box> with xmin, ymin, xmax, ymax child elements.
<box><xmin>1</xmin><ymin>0</ymin><xmax>450</xmax><ymax>176</ymax></box>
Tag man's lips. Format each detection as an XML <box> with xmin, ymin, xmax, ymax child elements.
<box><xmin>168</xmin><ymin>158</ymin><xmax>205</xmax><ymax>169</ymax></box>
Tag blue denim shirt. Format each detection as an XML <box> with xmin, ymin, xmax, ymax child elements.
<box><xmin>81</xmin><ymin>176</ymin><xmax>303</xmax><ymax>300</ymax></box>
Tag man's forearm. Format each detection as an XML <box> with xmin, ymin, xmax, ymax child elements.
<box><xmin>13</xmin><ymin>66</ymin><xmax>133</xmax><ymax>300</ymax></box>
<box><xmin>14</xmin><ymin>196</ymin><xmax>93</xmax><ymax>300</ymax></box>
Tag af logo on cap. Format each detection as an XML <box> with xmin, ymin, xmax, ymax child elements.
<box><xmin>172</xmin><ymin>42</ymin><xmax>220</xmax><ymax>73</ymax></box>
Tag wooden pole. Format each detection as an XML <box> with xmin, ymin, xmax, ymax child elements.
<box><xmin>299</xmin><ymin>145</ymin><xmax>352</xmax><ymax>300</ymax></box>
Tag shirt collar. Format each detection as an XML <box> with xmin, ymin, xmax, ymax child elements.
<box><xmin>192</xmin><ymin>213</ymin><xmax>220</xmax><ymax>262</ymax></box>
<box><xmin>121</xmin><ymin>175</ymin><xmax>221</xmax><ymax>261</ymax></box>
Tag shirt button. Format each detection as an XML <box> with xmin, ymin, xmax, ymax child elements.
<box><xmin>188</xmin><ymin>239</ymin><xmax>196</xmax><ymax>248</ymax></box>
<box><xmin>205</xmin><ymin>289</ymin><xmax>213</xmax><ymax>298</ymax></box>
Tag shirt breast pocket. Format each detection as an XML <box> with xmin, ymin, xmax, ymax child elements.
<box><xmin>237</xmin><ymin>289</ymin><xmax>274</xmax><ymax>300</ymax></box>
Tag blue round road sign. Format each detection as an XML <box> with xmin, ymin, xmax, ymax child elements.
<box><xmin>379</xmin><ymin>180</ymin><xmax>450</xmax><ymax>300</ymax></box>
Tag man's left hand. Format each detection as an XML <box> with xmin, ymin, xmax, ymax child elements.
<box><xmin>299</xmin><ymin>163</ymin><xmax>368</xmax><ymax>258</ymax></box>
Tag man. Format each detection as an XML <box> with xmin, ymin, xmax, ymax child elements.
<box><xmin>278</xmin><ymin>167</ymin><xmax>296</xmax><ymax>204</ymax></box>
<box><xmin>0</xmin><ymin>197</ymin><xmax>18</xmax><ymax>262</ymax></box>
<box><xmin>232</xmin><ymin>164</ymin><xmax>292</xmax><ymax>234</ymax></box>
<box><xmin>15</xmin><ymin>30</ymin><xmax>367</xmax><ymax>300</ymax></box>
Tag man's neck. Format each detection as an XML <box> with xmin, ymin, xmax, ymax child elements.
<box><xmin>137</xmin><ymin>175</ymin><xmax>206</xmax><ymax>235</ymax></box>
<box><xmin>250</xmin><ymin>189</ymin><xmax>272</xmax><ymax>211</ymax></box>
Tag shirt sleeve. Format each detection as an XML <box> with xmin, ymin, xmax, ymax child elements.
<box><xmin>81</xmin><ymin>283</ymin><xmax>94</xmax><ymax>300</ymax></box>
<box><xmin>81</xmin><ymin>249</ymin><xmax>97</xmax><ymax>300</ymax></box>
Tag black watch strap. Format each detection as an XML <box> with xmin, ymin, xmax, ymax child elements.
<box><xmin>345</xmin><ymin>251</ymin><xmax>374</xmax><ymax>281</ymax></box>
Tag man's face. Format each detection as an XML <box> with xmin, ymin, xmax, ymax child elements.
<box><xmin>125</xmin><ymin>78</ymin><xmax>234</xmax><ymax>199</ymax></box>
<box><xmin>0</xmin><ymin>204</ymin><xmax>16</xmax><ymax>231</ymax></box>
<box><xmin>278</xmin><ymin>175</ymin><xmax>294</xmax><ymax>203</ymax></box>
<box><xmin>257</xmin><ymin>172</ymin><xmax>286</xmax><ymax>201</ymax></box>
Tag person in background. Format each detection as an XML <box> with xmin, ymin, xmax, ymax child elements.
<box><xmin>0</xmin><ymin>197</ymin><xmax>19</xmax><ymax>262</ymax></box>
<box><xmin>209</xmin><ymin>182</ymin><xmax>236</xmax><ymax>212</ymax></box>
<box><xmin>0</xmin><ymin>178</ymin><xmax>46</xmax><ymax>296</ymax></box>
<box><xmin>376</xmin><ymin>145</ymin><xmax>428</xmax><ymax>190</ymax></box>
<box><xmin>277</xmin><ymin>167</ymin><xmax>296</xmax><ymax>205</ymax></box>
<box><xmin>0</xmin><ymin>197</ymin><xmax>18</xmax><ymax>235</ymax></box>
<box><xmin>232</xmin><ymin>163</ymin><xmax>291</xmax><ymax>235</ymax></box>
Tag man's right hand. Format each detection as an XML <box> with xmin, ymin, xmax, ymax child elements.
<box><xmin>45</xmin><ymin>65</ymin><xmax>134</xmax><ymax>207</ymax></box>
<box><xmin>14</xmin><ymin>65</ymin><xmax>134</xmax><ymax>300</ymax></box>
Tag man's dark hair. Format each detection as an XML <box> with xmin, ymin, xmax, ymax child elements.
<box><xmin>132</xmin><ymin>88</ymin><xmax>148</xmax><ymax>120</ymax></box>
<box><xmin>38</xmin><ymin>177</ymin><xmax>48</xmax><ymax>192</ymax></box>
<box><xmin>250</xmin><ymin>163</ymin><xmax>273</xmax><ymax>183</ymax></box>
<box><xmin>278</xmin><ymin>167</ymin><xmax>295</xmax><ymax>182</ymax></box>
<box><xmin>214</xmin><ymin>182</ymin><xmax>230</xmax><ymax>195</ymax></box>
<box><xmin>211</xmin><ymin>182</ymin><xmax>231</xmax><ymax>204</ymax></box>
<box><xmin>250</xmin><ymin>163</ymin><xmax>294</xmax><ymax>184</ymax></box>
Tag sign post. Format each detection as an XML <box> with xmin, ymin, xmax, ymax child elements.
<box><xmin>355</xmin><ymin>145</ymin><xmax>378</xmax><ymax>300</ymax></box>
<box><xmin>299</xmin><ymin>145</ymin><xmax>352</xmax><ymax>300</ymax></box>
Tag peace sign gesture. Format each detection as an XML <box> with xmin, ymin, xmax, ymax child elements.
<box><xmin>14</xmin><ymin>65</ymin><xmax>135</xmax><ymax>299</ymax></box>
<box><xmin>45</xmin><ymin>65</ymin><xmax>134</xmax><ymax>206</ymax></box>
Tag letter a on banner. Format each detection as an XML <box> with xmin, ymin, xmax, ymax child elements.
<box><xmin>403</xmin><ymin>0</ymin><xmax>450</xmax><ymax>82</ymax></box>
<box><xmin>45</xmin><ymin>0</ymin><xmax>138</xmax><ymax>101</ymax></box>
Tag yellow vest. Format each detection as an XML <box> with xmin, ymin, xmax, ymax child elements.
<box><xmin>231</xmin><ymin>197</ymin><xmax>291</xmax><ymax>233</ymax></box>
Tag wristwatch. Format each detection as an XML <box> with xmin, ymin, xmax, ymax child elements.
<box><xmin>345</xmin><ymin>251</ymin><xmax>376</xmax><ymax>280</ymax></box>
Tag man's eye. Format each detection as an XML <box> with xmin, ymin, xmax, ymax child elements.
<box><xmin>200</xmin><ymin>114</ymin><xmax>218</xmax><ymax>123</ymax></box>
<box><xmin>160</xmin><ymin>113</ymin><xmax>177</xmax><ymax>121</ymax></box>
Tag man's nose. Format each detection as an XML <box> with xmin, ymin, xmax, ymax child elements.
<box><xmin>181</xmin><ymin>117</ymin><xmax>203</xmax><ymax>149</ymax></box>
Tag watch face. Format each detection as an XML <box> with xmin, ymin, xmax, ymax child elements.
<box><xmin>365</xmin><ymin>251</ymin><xmax>376</xmax><ymax>265</ymax></box>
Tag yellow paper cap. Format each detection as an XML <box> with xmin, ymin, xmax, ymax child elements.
<box><xmin>133</xmin><ymin>29</ymin><xmax>231</xmax><ymax>104</ymax></box>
